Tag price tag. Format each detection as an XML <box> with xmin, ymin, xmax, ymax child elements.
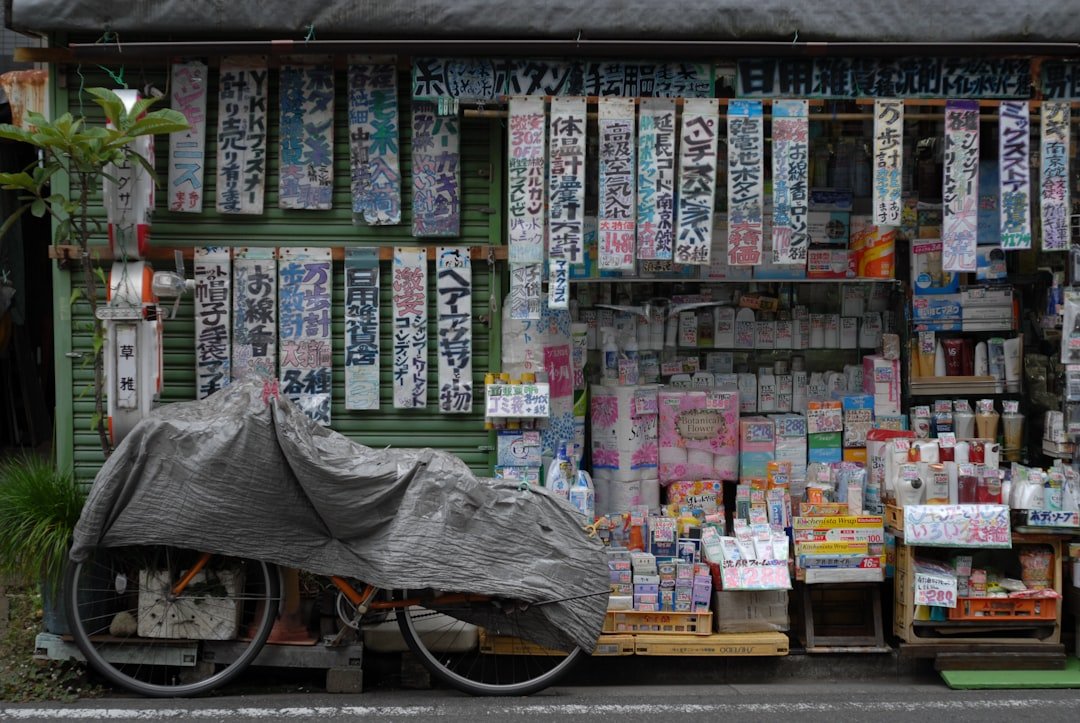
<box><xmin>913</xmin><ymin>571</ymin><xmax>957</xmax><ymax>608</ymax></box>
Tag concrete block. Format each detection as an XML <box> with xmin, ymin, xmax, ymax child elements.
<box><xmin>325</xmin><ymin>666</ymin><xmax>364</xmax><ymax>694</ymax></box>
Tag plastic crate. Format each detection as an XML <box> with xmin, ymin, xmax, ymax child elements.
<box><xmin>947</xmin><ymin>596</ymin><xmax>1058</xmax><ymax>621</ymax></box>
<box><xmin>602</xmin><ymin>611</ymin><xmax>712</xmax><ymax>636</ymax></box>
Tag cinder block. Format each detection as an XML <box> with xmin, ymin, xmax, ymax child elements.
<box><xmin>325</xmin><ymin>666</ymin><xmax>363</xmax><ymax>694</ymax></box>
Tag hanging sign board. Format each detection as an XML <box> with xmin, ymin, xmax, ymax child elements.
<box><xmin>194</xmin><ymin>246</ymin><xmax>231</xmax><ymax>399</ymax></box>
<box><xmin>727</xmin><ymin>100</ymin><xmax>764</xmax><ymax>266</ymax></box>
<box><xmin>485</xmin><ymin>382</ymin><xmax>551</xmax><ymax>418</ymax></box>
<box><xmin>902</xmin><ymin>505</ymin><xmax>1011</xmax><ymax>548</ymax></box>
<box><xmin>436</xmin><ymin>247</ymin><xmax>473</xmax><ymax>413</ymax></box>
<box><xmin>279</xmin><ymin>247</ymin><xmax>333</xmax><ymax>425</ymax></box>
<box><xmin>216</xmin><ymin>56</ymin><xmax>268</xmax><ymax>215</ymax></box>
<box><xmin>232</xmin><ymin>247</ymin><xmax>277</xmax><ymax>381</ymax></box>
<box><xmin>278</xmin><ymin>57</ymin><xmax>334</xmax><ymax>210</ymax></box>
<box><xmin>1040</xmin><ymin>101</ymin><xmax>1071</xmax><ymax>252</ymax></box>
<box><xmin>598</xmin><ymin>97</ymin><xmax>636</xmax><ymax>271</ymax></box>
<box><xmin>509</xmin><ymin>262</ymin><xmax>541</xmax><ymax>321</ymax></box>
<box><xmin>872</xmin><ymin>99</ymin><xmax>904</xmax><ymax>227</ymax></box>
<box><xmin>637</xmin><ymin>98</ymin><xmax>676</xmax><ymax>261</ymax></box>
<box><xmin>168</xmin><ymin>60</ymin><xmax>207</xmax><ymax>213</ymax></box>
<box><xmin>942</xmin><ymin>100</ymin><xmax>979</xmax><ymax>271</ymax></box>
<box><xmin>674</xmin><ymin>98</ymin><xmax>720</xmax><ymax>266</ymax></box>
<box><xmin>507</xmin><ymin>96</ymin><xmax>546</xmax><ymax>264</ymax></box>
<box><xmin>348</xmin><ymin>56</ymin><xmax>401</xmax><ymax>225</ymax></box>
<box><xmin>392</xmin><ymin>247</ymin><xmax>428</xmax><ymax>409</ymax></box>
<box><xmin>772</xmin><ymin>99</ymin><xmax>810</xmax><ymax>263</ymax></box>
<box><xmin>412</xmin><ymin>101</ymin><xmax>461</xmax><ymax>237</ymax></box>
<box><xmin>999</xmin><ymin>101</ymin><xmax>1031</xmax><ymax>250</ymax></box>
<box><xmin>549</xmin><ymin>96</ymin><xmax>587</xmax><ymax>264</ymax></box>
<box><xmin>344</xmin><ymin>248</ymin><xmax>380</xmax><ymax>410</ymax></box>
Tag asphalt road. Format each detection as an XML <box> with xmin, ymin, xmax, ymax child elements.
<box><xmin>4</xmin><ymin>683</ymin><xmax>1080</xmax><ymax>722</ymax></box>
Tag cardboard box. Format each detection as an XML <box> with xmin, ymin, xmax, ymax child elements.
<box><xmin>807</xmin><ymin>211</ymin><xmax>851</xmax><ymax>247</ymax></box>
<box><xmin>850</xmin><ymin>215</ymin><xmax>896</xmax><ymax>279</ymax></box>
<box><xmin>712</xmin><ymin>590</ymin><xmax>790</xmax><ymax>633</ymax></box>
<box><xmin>807</xmin><ymin>248</ymin><xmax>857</xmax><ymax>279</ymax></box>
<box><xmin>739</xmin><ymin>416</ymin><xmax>776</xmax><ymax>482</ymax></box>
<box><xmin>911</xmin><ymin>239</ymin><xmax>959</xmax><ymax>295</ymax></box>
<box><xmin>863</xmin><ymin>355</ymin><xmax>901</xmax><ymax>416</ymax></box>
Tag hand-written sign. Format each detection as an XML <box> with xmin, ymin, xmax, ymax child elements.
<box><xmin>344</xmin><ymin>248</ymin><xmax>380</xmax><ymax>411</ymax></box>
<box><xmin>485</xmin><ymin>383</ymin><xmax>551</xmax><ymax>418</ymax></box>
<box><xmin>412</xmin><ymin>102</ymin><xmax>461</xmax><ymax>237</ymax></box>
<box><xmin>436</xmin><ymin>247</ymin><xmax>473</xmax><ymax>413</ymax></box>
<box><xmin>598</xmin><ymin>97</ymin><xmax>636</xmax><ymax>271</ymax></box>
<box><xmin>507</xmin><ymin>97</ymin><xmax>546</xmax><ymax>264</ymax></box>
<box><xmin>999</xmin><ymin>101</ymin><xmax>1031</xmax><ymax>250</ymax></box>
<box><xmin>279</xmin><ymin>248</ymin><xmax>333</xmax><ymax>425</ymax></box>
<box><xmin>548</xmin><ymin>97</ymin><xmax>586</xmax><ymax>264</ymax></box>
<box><xmin>872</xmin><ymin>99</ymin><xmax>904</xmax><ymax>227</ymax></box>
<box><xmin>1025</xmin><ymin>509</ymin><xmax>1080</xmax><ymax>528</ymax></box>
<box><xmin>727</xmin><ymin>100</ymin><xmax>764</xmax><ymax>266</ymax></box>
<box><xmin>675</xmin><ymin>98</ymin><xmax>720</xmax><ymax>266</ymax></box>
<box><xmin>720</xmin><ymin>560</ymin><xmax>792</xmax><ymax>591</ymax></box>
<box><xmin>548</xmin><ymin>256</ymin><xmax>569</xmax><ymax>310</ymax></box>
<box><xmin>772</xmin><ymin>99</ymin><xmax>809</xmax><ymax>263</ymax></box>
<box><xmin>903</xmin><ymin>505</ymin><xmax>1011</xmax><ymax>548</ymax></box>
<box><xmin>392</xmin><ymin>247</ymin><xmax>428</xmax><ymax>409</ymax></box>
<box><xmin>194</xmin><ymin>247</ymin><xmax>231</xmax><ymax>399</ymax></box>
<box><xmin>278</xmin><ymin>57</ymin><xmax>334</xmax><ymax>210</ymax></box>
<box><xmin>348</xmin><ymin>56</ymin><xmax>401</xmax><ymax>225</ymax></box>
<box><xmin>168</xmin><ymin>60</ymin><xmax>207</xmax><ymax>213</ymax></box>
<box><xmin>509</xmin><ymin>262</ymin><xmax>542</xmax><ymax>321</ymax></box>
<box><xmin>1040</xmin><ymin>102</ymin><xmax>1071</xmax><ymax>252</ymax></box>
<box><xmin>231</xmin><ymin>247</ymin><xmax>276</xmax><ymax>381</ymax></box>
<box><xmin>216</xmin><ymin>56</ymin><xmax>267</xmax><ymax>215</ymax></box>
<box><xmin>942</xmin><ymin>101</ymin><xmax>979</xmax><ymax>272</ymax></box>
<box><xmin>913</xmin><ymin>571</ymin><xmax>958</xmax><ymax>608</ymax></box>
<box><xmin>637</xmin><ymin>98</ymin><xmax>676</xmax><ymax>261</ymax></box>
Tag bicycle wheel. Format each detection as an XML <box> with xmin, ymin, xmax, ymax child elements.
<box><xmin>65</xmin><ymin>545</ymin><xmax>280</xmax><ymax>697</ymax></box>
<box><xmin>395</xmin><ymin>591</ymin><xmax>584</xmax><ymax>696</ymax></box>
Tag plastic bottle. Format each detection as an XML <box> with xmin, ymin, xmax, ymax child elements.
<box><xmin>546</xmin><ymin>442</ymin><xmax>573</xmax><ymax>500</ymax></box>
<box><xmin>601</xmin><ymin>327</ymin><xmax>619</xmax><ymax>385</ymax></box>
<box><xmin>621</xmin><ymin>332</ymin><xmax>640</xmax><ymax>386</ymax></box>
<box><xmin>568</xmin><ymin>469</ymin><xmax>595</xmax><ymax>519</ymax></box>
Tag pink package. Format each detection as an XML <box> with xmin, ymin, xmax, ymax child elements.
<box><xmin>658</xmin><ymin>390</ymin><xmax>739</xmax><ymax>483</ymax></box>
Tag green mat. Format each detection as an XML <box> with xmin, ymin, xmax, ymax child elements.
<box><xmin>941</xmin><ymin>658</ymin><xmax>1080</xmax><ymax>689</ymax></box>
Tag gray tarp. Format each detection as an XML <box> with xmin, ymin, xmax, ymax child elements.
<box><xmin>70</xmin><ymin>379</ymin><xmax>609</xmax><ymax>653</ymax></box>
<box><xmin>10</xmin><ymin>0</ymin><xmax>1080</xmax><ymax>43</ymax></box>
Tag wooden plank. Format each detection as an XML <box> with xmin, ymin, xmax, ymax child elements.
<box><xmin>48</xmin><ymin>244</ymin><xmax>509</xmax><ymax>263</ymax></box>
<box><xmin>900</xmin><ymin>642</ymin><xmax>1066</xmax><ymax>659</ymax></box>
<box><xmin>634</xmin><ymin>632</ymin><xmax>789</xmax><ymax>657</ymax></box>
<box><xmin>935</xmin><ymin>652</ymin><xmax>1067</xmax><ymax>671</ymax></box>
<box><xmin>591</xmin><ymin>635</ymin><xmax>636</xmax><ymax>657</ymax></box>
<box><xmin>479</xmin><ymin>631</ymin><xmax>634</xmax><ymax>657</ymax></box>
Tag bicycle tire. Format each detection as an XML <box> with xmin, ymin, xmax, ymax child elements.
<box><xmin>395</xmin><ymin>590</ymin><xmax>583</xmax><ymax>696</ymax></box>
<box><xmin>65</xmin><ymin>545</ymin><xmax>280</xmax><ymax>697</ymax></box>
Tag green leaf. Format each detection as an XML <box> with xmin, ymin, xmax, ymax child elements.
<box><xmin>0</xmin><ymin>123</ymin><xmax>36</xmax><ymax>145</ymax></box>
<box><xmin>125</xmin><ymin>113</ymin><xmax>191</xmax><ymax>138</ymax></box>
<box><xmin>0</xmin><ymin>171</ymin><xmax>35</xmax><ymax>190</ymax></box>
<box><xmin>126</xmin><ymin>149</ymin><xmax>159</xmax><ymax>184</ymax></box>
<box><xmin>69</xmin><ymin>288</ymin><xmax>83</xmax><ymax>306</ymax></box>
<box><xmin>86</xmin><ymin>87</ymin><xmax>125</xmax><ymax>126</ymax></box>
<box><xmin>29</xmin><ymin>199</ymin><xmax>45</xmax><ymax>217</ymax></box>
<box><xmin>0</xmin><ymin>204</ymin><xmax>29</xmax><ymax>241</ymax></box>
<box><xmin>94</xmin><ymin>265</ymin><xmax>107</xmax><ymax>287</ymax></box>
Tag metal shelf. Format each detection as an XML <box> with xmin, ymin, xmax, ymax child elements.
<box><xmin>569</xmin><ymin>277</ymin><xmax>902</xmax><ymax>285</ymax></box>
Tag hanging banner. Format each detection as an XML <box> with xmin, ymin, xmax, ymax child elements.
<box><xmin>872</xmin><ymin>99</ymin><xmax>904</xmax><ymax>227</ymax></box>
<box><xmin>549</xmin><ymin>256</ymin><xmax>570</xmax><ymax>310</ymax></box>
<box><xmin>942</xmin><ymin>100</ymin><xmax>979</xmax><ymax>272</ymax></box>
<box><xmin>509</xmin><ymin>262</ymin><xmax>542</xmax><ymax>320</ymax></box>
<box><xmin>279</xmin><ymin>247</ymin><xmax>332</xmax><ymax>425</ymax></box>
<box><xmin>167</xmin><ymin>60</ymin><xmax>207</xmax><ymax>214</ymax></box>
<box><xmin>548</xmin><ymin>97</ymin><xmax>586</xmax><ymax>264</ymax></box>
<box><xmin>412</xmin><ymin>101</ymin><xmax>461</xmax><ymax>237</ymax></box>
<box><xmin>507</xmin><ymin>96</ymin><xmax>546</xmax><ymax>264</ymax></box>
<box><xmin>598</xmin><ymin>97</ymin><xmax>637</xmax><ymax>271</ymax></box>
<box><xmin>278</xmin><ymin>57</ymin><xmax>334</xmax><ymax>210</ymax></box>
<box><xmin>232</xmin><ymin>247</ymin><xmax>277</xmax><ymax>381</ymax></box>
<box><xmin>1041</xmin><ymin>101</ymin><xmax>1071</xmax><ymax>252</ymax></box>
<box><xmin>194</xmin><ymin>247</ymin><xmax>231</xmax><ymax>399</ymax></box>
<box><xmin>999</xmin><ymin>101</ymin><xmax>1032</xmax><ymax>250</ymax></box>
<box><xmin>674</xmin><ymin>98</ymin><xmax>720</xmax><ymax>266</ymax></box>
<box><xmin>727</xmin><ymin>100</ymin><xmax>764</xmax><ymax>266</ymax></box>
<box><xmin>772</xmin><ymin>99</ymin><xmax>810</xmax><ymax>264</ymax></box>
<box><xmin>637</xmin><ymin>98</ymin><xmax>676</xmax><ymax>261</ymax></box>
<box><xmin>216</xmin><ymin>56</ymin><xmax>268</xmax><ymax>215</ymax></box>
<box><xmin>539</xmin><ymin>303</ymin><xmax>576</xmax><ymax>461</ymax></box>
<box><xmin>344</xmin><ymin>248</ymin><xmax>380</xmax><ymax>411</ymax></box>
<box><xmin>436</xmin><ymin>247</ymin><xmax>473</xmax><ymax>414</ymax></box>
<box><xmin>348</xmin><ymin>56</ymin><xmax>401</xmax><ymax>225</ymax></box>
<box><xmin>392</xmin><ymin>247</ymin><xmax>428</xmax><ymax>409</ymax></box>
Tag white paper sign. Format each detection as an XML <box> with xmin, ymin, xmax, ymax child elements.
<box><xmin>348</xmin><ymin>56</ymin><xmax>401</xmax><ymax>225</ymax></box>
<box><xmin>485</xmin><ymin>383</ymin><xmax>551</xmax><ymax>418</ymax></box>
<box><xmin>549</xmin><ymin>97</ymin><xmax>587</xmax><ymax>264</ymax></box>
<box><xmin>727</xmin><ymin>100</ymin><xmax>764</xmax><ymax>266</ymax></box>
<box><xmin>913</xmin><ymin>571</ymin><xmax>957</xmax><ymax>608</ymax></box>
<box><xmin>548</xmin><ymin>256</ymin><xmax>569</xmax><ymax>310</ymax></box>
<box><xmin>436</xmin><ymin>247</ymin><xmax>473</xmax><ymax>413</ymax></box>
<box><xmin>412</xmin><ymin>102</ymin><xmax>461</xmax><ymax>237</ymax></box>
<box><xmin>194</xmin><ymin>247</ymin><xmax>231</xmax><ymax>399</ymax></box>
<box><xmin>942</xmin><ymin>100</ymin><xmax>979</xmax><ymax>272</ymax></box>
<box><xmin>598</xmin><ymin>97</ymin><xmax>636</xmax><ymax>270</ymax></box>
<box><xmin>872</xmin><ymin>99</ymin><xmax>904</xmax><ymax>227</ymax></box>
<box><xmin>392</xmin><ymin>247</ymin><xmax>428</xmax><ymax>409</ymax></box>
<box><xmin>508</xmin><ymin>97</ymin><xmax>547</xmax><ymax>264</ymax></box>
<box><xmin>279</xmin><ymin>247</ymin><xmax>332</xmax><ymax>425</ymax></box>
<box><xmin>999</xmin><ymin>100</ymin><xmax>1031</xmax><ymax>249</ymax></box>
<box><xmin>115</xmin><ymin>324</ymin><xmax>139</xmax><ymax>410</ymax></box>
<box><xmin>1040</xmin><ymin>101</ymin><xmax>1071</xmax><ymax>252</ymax></box>
<box><xmin>278</xmin><ymin>57</ymin><xmax>334</xmax><ymax>210</ymax></box>
<box><xmin>637</xmin><ymin>98</ymin><xmax>676</xmax><ymax>261</ymax></box>
<box><xmin>344</xmin><ymin>248</ymin><xmax>380</xmax><ymax>410</ymax></box>
<box><xmin>675</xmin><ymin>98</ymin><xmax>720</xmax><ymax>266</ymax></box>
<box><xmin>167</xmin><ymin>60</ymin><xmax>207</xmax><ymax>213</ymax></box>
<box><xmin>232</xmin><ymin>247</ymin><xmax>276</xmax><ymax>382</ymax></box>
<box><xmin>216</xmin><ymin>56</ymin><xmax>268</xmax><ymax>215</ymax></box>
<box><xmin>772</xmin><ymin>99</ymin><xmax>810</xmax><ymax>263</ymax></box>
<box><xmin>509</xmin><ymin>262</ymin><xmax>541</xmax><ymax>320</ymax></box>
<box><xmin>903</xmin><ymin>504</ymin><xmax>1011</xmax><ymax>548</ymax></box>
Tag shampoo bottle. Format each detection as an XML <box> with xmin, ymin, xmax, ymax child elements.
<box><xmin>601</xmin><ymin>327</ymin><xmax>619</xmax><ymax>385</ymax></box>
<box><xmin>568</xmin><ymin>469</ymin><xmax>595</xmax><ymax>519</ymax></box>
<box><xmin>546</xmin><ymin>443</ymin><xmax>574</xmax><ymax>500</ymax></box>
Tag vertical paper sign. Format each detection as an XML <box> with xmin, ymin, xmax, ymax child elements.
<box><xmin>1041</xmin><ymin>101</ymin><xmax>1071</xmax><ymax>252</ymax></box>
<box><xmin>279</xmin><ymin>248</ymin><xmax>332</xmax><ymax>425</ymax></box>
<box><xmin>436</xmin><ymin>247</ymin><xmax>473</xmax><ymax>414</ymax></box>
<box><xmin>344</xmin><ymin>248</ymin><xmax>380</xmax><ymax>411</ymax></box>
<box><xmin>598</xmin><ymin>97</ymin><xmax>636</xmax><ymax>270</ymax></box>
<box><xmin>412</xmin><ymin>101</ymin><xmax>461</xmax><ymax>237</ymax></box>
<box><xmin>232</xmin><ymin>247</ymin><xmax>277</xmax><ymax>381</ymax></box>
<box><xmin>507</xmin><ymin>97</ymin><xmax>546</xmax><ymax>264</ymax></box>
<box><xmin>772</xmin><ymin>99</ymin><xmax>810</xmax><ymax>264</ymax></box>
<box><xmin>278</xmin><ymin>57</ymin><xmax>334</xmax><ymax>210</ymax></box>
<box><xmin>637</xmin><ymin>98</ymin><xmax>676</xmax><ymax>261</ymax></box>
<box><xmin>168</xmin><ymin>60</ymin><xmax>207</xmax><ymax>213</ymax></box>
<box><xmin>675</xmin><ymin>98</ymin><xmax>720</xmax><ymax>265</ymax></box>
<box><xmin>216</xmin><ymin>56</ymin><xmax>268</xmax><ymax>215</ymax></box>
<box><xmin>942</xmin><ymin>100</ymin><xmax>980</xmax><ymax>271</ymax></box>
<box><xmin>872</xmin><ymin>99</ymin><xmax>904</xmax><ymax>227</ymax></box>
<box><xmin>194</xmin><ymin>247</ymin><xmax>231</xmax><ymax>399</ymax></box>
<box><xmin>549</xmin><ymin>97</ymin><xmax>586</xmax><ymax>264</ymax></box>
<box><xmin>392</xmin><ymin>247</ymin><xmax>428</xmax><ymax>408</ymax></box>
<box><xmin>509</xmin><ymin>262</ymin><xmax>542</xmax><ymax>320</ymax></box>
<box><xmin>727</xmin><ymin>100</ymin><xmax>764</xmax><ymax>266</ymax></box>
<box><xmin>999</xmin><ymin>101</ymin><xmax>1031</xmax><ymax>250</ymax></box>
<box><xmin>348</xmin><ymin>56</ymin><xmax>401</xmax><ymax>225</ymax></box>
<box><xmin>548</xmin><ymin>256</ymin><xmax>569</xmax><ymax>310</ymax></box>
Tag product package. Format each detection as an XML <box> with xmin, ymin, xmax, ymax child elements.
<box><xmin>658</xmin><ymin>389</ymin><xmax>740</xmax><ymax>483</ymax></box>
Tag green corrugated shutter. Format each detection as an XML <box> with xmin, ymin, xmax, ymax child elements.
<box><xmin>62</xmin><ymin>64</ymin><xmax>501</xmax><ymax>483</ymax></box>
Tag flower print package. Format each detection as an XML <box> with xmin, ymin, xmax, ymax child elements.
<box><xmin>658</xmin><ymin>390</ymin><xmax>739</xmax><ymax>483</ymax></box>
<box><xmin>590</xmin><ymin>385</ymin><xmax>659</xmax><ymax>479</ymax></box>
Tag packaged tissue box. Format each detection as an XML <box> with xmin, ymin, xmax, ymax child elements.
<box><xmin>771</xmin><ymin>414</ymin><xmax>808</xmax><ymax>482</ymax></box>
<box><xmin>665</xmin><ymin>480</ymin><xmax>724</xmax><ymax>513</ymax></box>
<box><xmin>659</xmin><ymin>390</ymin><xmax>739</xmax><ymax>482</ymax></box>
<box><xmin>739</xmin><ymin>416</ymin><xmax>776</xmax><ymax>482</ymax></box>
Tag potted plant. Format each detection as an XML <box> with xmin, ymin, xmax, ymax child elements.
<box><xmin>0</xmin><ymin>454</ymin><xmax>85</xmax><ymax>633</ymax></box>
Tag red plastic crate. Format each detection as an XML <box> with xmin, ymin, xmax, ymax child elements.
<box><xmin>947</xmin><ymin>596</ymin><xmax>1057</xmax><ymax>621</ymax></box>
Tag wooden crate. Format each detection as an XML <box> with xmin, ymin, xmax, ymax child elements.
<box><xmin>948</xmin><ymin>596</ymin><xmax>1057</xmax><ymax>621</ymax></box>
<box><xmin>634</xmin><ymin>631</ymin><xmax>789</xmax><ymax>656</ymax></box>
<box><xmin>885</xmin><ymin>503</ymin><xmax>903</xmax><ymax>533</ymax></box>
<box><xmin>592</xmin><ymin>634</ymin><xmax>636</xmax><ymax>656</ymax></box>
<box><xmin>603</xmin><ymin>611</ymin><xmax>712</xmax><ymax>636</ymax></box>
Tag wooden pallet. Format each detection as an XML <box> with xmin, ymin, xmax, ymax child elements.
<box><xmin>478</xmin><ymin>632</ymin><xmax>635</xmax><ymax>657</ymax></box>
<box><xmin>634</xmin><ymin>631</ymin><xmax>789</xmax><ymax>657</ymax></box>
<box><xmin>900</xmin><ymin>642</ymin><xmax>1067</xmax><ymax>671</ymax></box>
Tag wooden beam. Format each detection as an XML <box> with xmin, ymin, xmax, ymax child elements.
<box><xmin>48</xmin><ymin>244</ymin><xmax>508</xmax><ymax>263</ymax></box>
<box><xmin>13</xmin><ymin>47</ymin><xmax>73</xmax><ymax>64</ymax></box>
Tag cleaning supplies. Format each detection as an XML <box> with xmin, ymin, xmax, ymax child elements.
<box><xmin>601</xmin><ymin>327</ymin><xmax>619</xmax><ymax>385</ymax></box>
<box><xmin>569</xmin><ymin>468</ymin><xmax>595</xmax><ymax>519</ymax></box>
<box><xmin>546</xmin><ymin>442</ymin><xmax>574</xmax><ymax>499</ymax></box>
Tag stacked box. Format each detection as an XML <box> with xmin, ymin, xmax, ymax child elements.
<box><xmin>712</xmin><ymin>590</ymin><xmax>790</xmax><ymax>633</ymax></box>
<box><xmin>658</xmin><ymin>389</ymin><xmax>740</xmax><ymax>482</ymax></box>
<box><xmin>631</xmin><ymin>552</ymin><xmax>660</xmax><ymax>612</ymax></box>
<box><xmin>771</xmin><ymin>414</ymin><xmax>808</xmax><ymax>482</ymax></box>
<box><xmin>862</xmin><ymin>355</ymin><xmax>902</xmax><ymax>416</ymax></box>
<box><xmin>807</xmin><ymin>400</ymin><xmax>843</xmax><ymax>464</ymax></box>
<box><xmin>739</xmin><ymin>416</ymin><xmax>776</xmax><ymax>482</ymax></box>
<box><xmin>835</xmin><ymin>393</ymin><xmax>874</xmax><ymax>449</ymax></box>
